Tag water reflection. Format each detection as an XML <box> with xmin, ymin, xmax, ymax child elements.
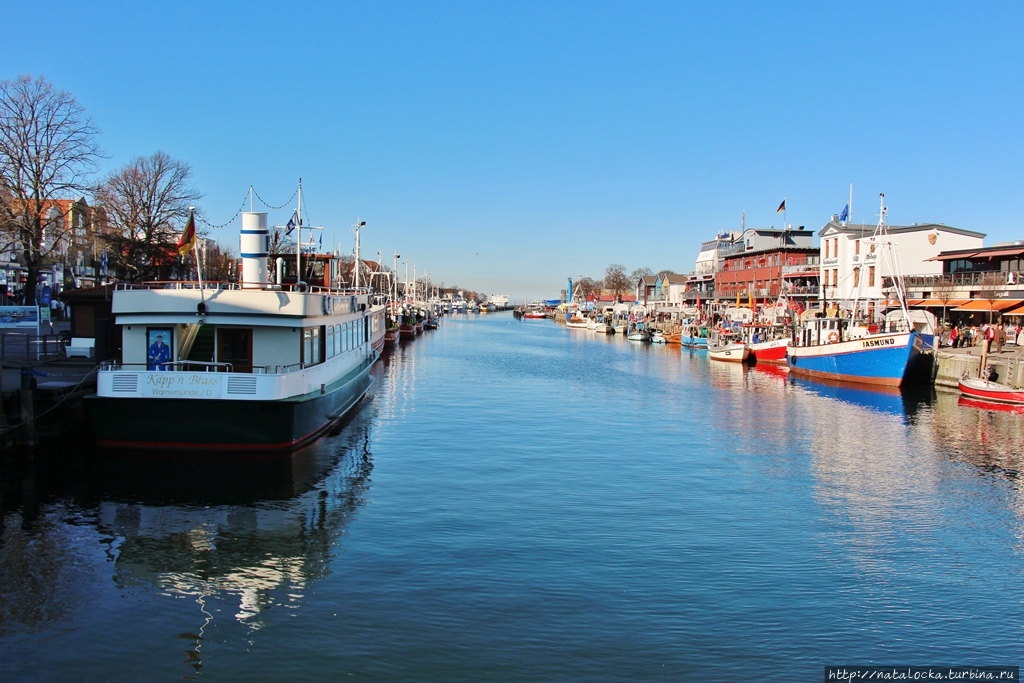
<box><xmin>0</xmin><ymin>402</ymin><xmax>375</xmax><ymax>677</ymax></box>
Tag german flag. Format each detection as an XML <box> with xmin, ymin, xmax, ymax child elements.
<box><xmin>776</xmin><ymin>199</ymin><xmax>786</xmax><ymax>213</ymax></box>
<box><xmin>177</xmin><ymin>212</ymin><xmax>196</xmax><ymax>256</ymax></box>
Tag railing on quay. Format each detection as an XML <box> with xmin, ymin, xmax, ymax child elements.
<box><xmin>0</xmin><ymin>332</ymin><xmax>71</xmax><ymax>361</ymax></box>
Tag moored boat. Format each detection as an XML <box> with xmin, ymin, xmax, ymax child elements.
<box><xmin>681</xmin><ymin>323</ymin><xmax>708</xmax><ymax>348</ymax></box>
<box><xmin>707</xmin><ymin>329</ymin><xmax>748</xmax><ymax>363</ymax></box>
<box><xmin>88</xmin><ymin>202</ymin><xmax>383</xmax><ymax>453</ymax></box>
<box><xmin>785</xmin><ymin>195</ymin><xmax>922</xmax><ymax>388</ymax></box>
<box><xmin>746</xmin><ymin>336</ymin><xmax>790</xmax><ymax>365</ymax></box>
<box><xmin>786</xmin><ymin>318</ymin><xmax>921</xmax><ymax>387</ymax></box>
<box><xmin>957</xmin><ymin>376</ymin><xmax>1024</xmax><ymax>406</ymax></box>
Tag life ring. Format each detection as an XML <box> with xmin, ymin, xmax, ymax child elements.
<box><xmin>827</xmin><ymin>331</ymin><xmax>840</xmax><ymax>344</ymax></box>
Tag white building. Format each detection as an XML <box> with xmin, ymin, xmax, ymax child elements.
<box><xmin>694</xmin><ymin>233</ymin><xmax>739</xmax><ymax>275</ymax></box>
<box><xmin>818</xmin><ymin>219</ymin><xmax>985</xmax><ymax>313</ymax></box>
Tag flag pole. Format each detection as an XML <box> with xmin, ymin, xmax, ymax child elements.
<box><xmin>187</xmin><ymin>207</ymin><xmax>206</xmax><ymax>309</ymax></box>
<box><xmin>849</xmin><ymin>184</ymin><xmax>853</xmax><ymax>224</ymax></box>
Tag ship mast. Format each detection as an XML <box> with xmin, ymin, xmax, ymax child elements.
<box><xmin>295</xmin><ymin>178</ymin><xmax>303</xmax><ymax>288</ymax></box>
<box><xmin>352</xmin><ymin>218</ymin><xmax>366</xmax><ymax>289</ymax></box>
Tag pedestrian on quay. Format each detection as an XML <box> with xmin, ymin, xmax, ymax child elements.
<box><xmin>949</xmin><ymin>325</ymin><xmax>959</xmax><ymax>348</ymax></box>
<box><xmin>996</xmin><ymin>323</ymin><xmax>1005</xmax><ymax>353</ymax></box>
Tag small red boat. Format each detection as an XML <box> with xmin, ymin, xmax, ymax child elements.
<box><xmin>523</xmin><ymin>310</ymin><xmax>547</xmax><ymax>319</ymax></box>
<box><xmin>747</xmin><ymin>337</ymin><xmax>789</xmax><ymax>365</ymax></box>
<box><xmin>957</xmin><ymin>376</ymin><xmax>1024</xmax><ymax>405</ymax></box>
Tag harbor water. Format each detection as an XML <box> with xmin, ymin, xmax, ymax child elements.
<box><xmin>2</xmin><ymin>312</ymin><xmax>1023</xmax><ymax>681</ymax></box>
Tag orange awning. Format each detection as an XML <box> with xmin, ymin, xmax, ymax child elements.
<box><xmin>1002</xmin><ymin>303</ymin><xmax>1024</xmax><ymax>316</ymax></box>
<box><xmin>910</xmin><ymin>298</ymin><xmax>971</xmax><ymax>307</ymax></box>
<box><xmin>951</xmin><ymin>299</ymin><xmax>1024</xmax><ymax>312</ymax></box>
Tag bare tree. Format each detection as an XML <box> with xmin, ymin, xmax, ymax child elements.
<box><xmin>202</xmin><ymin>240</ymin><xmax>237</xmax><ymax>282</ymax></box>
<box><xmin>0</xmin><ymin>75</ymin><xmax>102</xmax><ymax>303</ymax></box>
<box><xmin>931</xmin><ymin>276</ymin><xmax>958</xmax><ymax>328</ymax></box>
<box><xmin>604</xmin><ymin>263</ymin><xmax>630</xmax><ymax>298</ymax></box>
<box><xmin>574</xmin><ymin>276</ymin><xmax>601</xmax><ymax>300</ymax></box>
<box><xmin>94</xmin><ymin>151</ymin><xmax>202</xmax><ymax>281</ymax></box>
<box><xmin>630</xmin><ymin>266</ymin><xmax>654</xmax><ymax>283</ymax></box>
<box><xmin>976</xmin><ymin>271</ymin><xmax>1006</xmax><ymax>325</ymax></box>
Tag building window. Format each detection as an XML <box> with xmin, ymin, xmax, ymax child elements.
<box><xmin>824</xmin><ymin>241</ymin><xmax>829</xmax><ymax>259</ymax></box>
<box><xmin>853</xmin><ymin>268</ymin><xmax>860</xmax><ymax>287</ymax></box>
<box><xmin>831</xmin><ymin>269</ymin><xmax>838</xmax><ymax>287</ymax></box>
<box><xmin>868</xmin><ymin>266</ymin><xmax>875</xmax><ymax>287</ymax></box>
<box><xmin>855</xmin><ymin>240</ymin><xmax>860</xmax><ymax>255</ymax></box>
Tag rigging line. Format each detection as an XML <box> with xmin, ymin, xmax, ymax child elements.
<box><xmin>195</xmin><ymin>194</ymin><xmax>249</xmax><ymax>230</ymax></box>
<box><xmin>252</xmin><ymin>185</ymin><xmax>299</xmax><ymax>211</ymax></box>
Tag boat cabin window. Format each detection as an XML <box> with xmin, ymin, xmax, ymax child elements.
<box><xmin>326</xmin><ymin>325</ymin><xmax>335</xmax><ymax>359</ymax></box>
<box><xmin>302</xmin><ymin>327</ymin><xmax>322</xmax><ymax>367</ymax></box>
<box><xmin>218</xmin><ymin>328</ymin><xmax>252</xmax><ymax>373</ymax></box>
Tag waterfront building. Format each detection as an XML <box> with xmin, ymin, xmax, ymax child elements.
<box><xmin>903</xmin><ymin>241</ymin><xmax>1024</xmax><ymax>322</ymax></box>
<box><xmin>712</xmin><ymin>227</ymin><xmax>816</xmax><ymax>302</ymax></box>
<box><xmin>818</xmin><ymin>218</ymin><xmax>984</xmax><ymax>315</ymax></box>
<box><xmin>716</xmin><ymin>245</ymin><xmax>820</xmax><ymax>303</ymax></box>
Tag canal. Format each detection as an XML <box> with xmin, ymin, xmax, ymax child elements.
<box><xmin>2</xmin><ymin>311</ymin><xmax>1022</xmax><ymax>681</ymax></box>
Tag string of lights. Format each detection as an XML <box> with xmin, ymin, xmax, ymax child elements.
<box><xmin>196</xmin><ymin>193</ymin><xmax>249</xmax><ymax>229</ymax></box>
<box><xmin>252</xmin><ymin>185</ymin><xmax>298</xmax><ymax>211</ymax></box>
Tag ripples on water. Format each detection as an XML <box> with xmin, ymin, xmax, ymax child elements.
<box><xmin>2</xmin><ymin>313</ymin><xmax>1023</xmax><ymax>681</ymax></box>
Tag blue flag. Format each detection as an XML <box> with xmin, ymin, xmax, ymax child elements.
<box><xmin>285</xmin><ymin>210</ymin><xmax>298</xmax><ymax>236</ymax></box>
<box><xmin>839</xmin><ymin>204</ymin><xmax>849</xmax><ymax>222</ymax></box>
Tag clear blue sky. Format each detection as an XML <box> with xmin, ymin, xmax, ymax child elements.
<box><xmin>4</xmin><ymin>1</ymin><xmax>1022</xmax><ymax>300</ymax></box>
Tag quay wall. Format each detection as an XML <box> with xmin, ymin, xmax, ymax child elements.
<box><xmin>934</xmin><ymin>349</ymin><xmax>1024</xmax><ymax>388</ymax></box>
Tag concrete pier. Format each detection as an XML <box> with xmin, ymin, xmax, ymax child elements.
<box><xmin>933</xmin><ymin>345</ymin><xmax>1024</xmax><ymax>388</ymax></box>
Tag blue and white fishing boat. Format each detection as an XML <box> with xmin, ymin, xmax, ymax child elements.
<box><xmin>787</xmin><ymin>194</ymin><xmax>922</xmax><ymax>387</ymax></box>
<box><xmin>680</xmin><ymin>323</ymin><xmax>708</xmax><ymax>348</ymax></box>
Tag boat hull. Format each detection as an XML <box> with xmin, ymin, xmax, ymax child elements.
<box><xmin>709</xmin><ymin>343</ymin><xmax>748</xmax><ymax>363</ymax></box>
<box><xmin>787</xmin><ymin>331</ymin><xmax>921</xmax><ymax>387</ymax></box>
<box><xmin>681</xmin><ymin>335</ymin><xmax>708</xmax><ymax>348</ymax></box>
<box><xmin>748</xmin><ymin>338</ymin><xmax>789</xmax><ymax>365</ymax></box>
<box><xmin>958</xmin><ymin>377</ymin><xmax>1024</xmax><ymax>405</ymax></box>
<box><xmin>88</xmin><ymin>356</ymin><xmax>377</xmax><ymax>453</ymax></box>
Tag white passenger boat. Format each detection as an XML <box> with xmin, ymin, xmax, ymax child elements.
<box><xmin>88</xmin><ymin>197</ymin><xmax>385</xmax><ymax>453</ymax></box>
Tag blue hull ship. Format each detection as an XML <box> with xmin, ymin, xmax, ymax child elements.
<box><xmin>787</xmin><ymin>324</ymin><xmax>922</xmax><ymax>387</ymax></box>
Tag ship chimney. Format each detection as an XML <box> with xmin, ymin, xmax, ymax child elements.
<box><xmin>240</xmin><ymin>212</ymin><xmax>269</xmax><ymax>288</ymax></box>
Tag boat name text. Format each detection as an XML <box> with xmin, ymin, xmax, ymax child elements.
<box><xmin>861</xmin><ymin>337</ymin><xmax>896</xmax><ymax>348</ymax></box>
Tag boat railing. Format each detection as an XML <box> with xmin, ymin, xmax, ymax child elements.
<box><xmin>98</xmin><ymin>360</ymin><xmax>323</xmax><ymax>375</ymax></box>
<box><xmin>114</xmin><ymin>281</ymin><xmax>378</xmax><ymax>296</ymax></box>
<box><xmin>100</xmin><ymin>360</ymin><xmax>235</xmax><ymax>372</ymax></box>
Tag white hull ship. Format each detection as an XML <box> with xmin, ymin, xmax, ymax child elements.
<box><xmin>88</xmin><ymin>206</ymin><xmax>385</xmax><ymax>453</ymax></box>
